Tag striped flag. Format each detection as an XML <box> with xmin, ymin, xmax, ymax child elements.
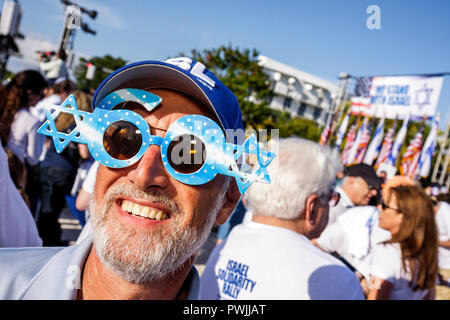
<box><xmin>341</xmin><ymin>122</ymin><xmax>358</xmax><ymax>164</ymax></box>
<box><xmin>320</xmin><ymin>113</ymin><xmax>335</xmax><ymax>145</ymax></box>
<box><xmin>401</xmin><ymin>122</ymin><xmax>425</xmax><ymax>178</ymax></box>
<box><xmin>344</xmin><ymin>118</ymin><xmax>364</xmax><ymax>165</ymax></box>
<box><xmin>387</xmin><ymin>115</ymin><xmax>410</xmax><ymax>167</ymax></box>
<box><xmin>363</xmin><ymin>117</ymin><xmax>385</xmax><ymax>166</ymax></box>
<box><xmin>375</xmin><ymin>118</ymin><xmax>398</xmax><ymax>168</ymax></box>
<box><xmin>417</xmin><ymin>114</ymin><xmax>440</xmax><ymax>178</ymax></box>
<box><xmin>354</xmin><ymin>117</ymin><xmax>373</xmax><ymax>164</ymax></box>
<box><xmin>334</xmin><ymin>111</ymin><xmax>351</xmax><ymax>151</ymax></box>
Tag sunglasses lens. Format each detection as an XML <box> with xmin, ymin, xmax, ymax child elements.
<box><xmin>167</xmin><ymin>134</ymin><xmax>206</xmax><ymax>174</ymax></box>
<box><xmin>103</xmin><ymin>121</ymin><xmax>142</xmax><ymax>160</ymax></box>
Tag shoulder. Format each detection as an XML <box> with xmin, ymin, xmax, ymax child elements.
<box><xmin>339</xmin><ymin>206</ymin><xmax>378</xmax><ymax>221</ymax></box>
<box><xmin>0</xmin><ymin>247</ymin><xmax>63</xmax><ymax>299</ymax></box>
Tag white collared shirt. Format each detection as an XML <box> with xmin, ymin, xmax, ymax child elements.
<box><xmin>327</xmin><ymin>186</ymin><xmax>354</xmax><ymax>226</ymax></box>
<box><xmin>0</xmin><ymin>237</ymin><xmax>201</xmax><ymax>300</ymax></box>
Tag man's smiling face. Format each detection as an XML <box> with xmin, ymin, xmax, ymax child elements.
<box><xmin>90</xmin><ymin>88</ymin><xmax>237</xmax><ymax>283</ymax></box>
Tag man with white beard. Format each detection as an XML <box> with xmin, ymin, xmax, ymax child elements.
<box><xmin>0</xmin><ymin>58</ymin><xmax>275</xmax><ymax>300</ymax></box>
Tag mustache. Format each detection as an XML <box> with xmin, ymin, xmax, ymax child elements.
<box><xmin>99</xmin><ymin>183</ymin><xmax>182</xmax><ymax>215</ymax></box>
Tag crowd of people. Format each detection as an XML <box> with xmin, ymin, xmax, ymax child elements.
<box><xmin>0</xmin><ymin>56</ymin><xmax>449</xmax><ymax>300</ymax></box>
<box><xmin>0</xmin><ymin>62</ymin><xmax>95</xmax><ymax>247</ymax></box>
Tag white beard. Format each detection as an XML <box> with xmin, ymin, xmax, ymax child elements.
<box><xmin>89</xmin><ymin>182</ymin><xmax>228</xmax><ymax>284</ymax></box>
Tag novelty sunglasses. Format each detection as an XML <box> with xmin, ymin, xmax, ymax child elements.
<box><xmin>37</xmin><ymin>88</ymin><xmax>276</xmax><ymax>193</ymax></box>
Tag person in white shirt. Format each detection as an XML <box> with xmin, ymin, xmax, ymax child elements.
<box><xmin>312</xmin><ymin>176</ymin><xmax>414</xmax><ymax>281</ymax></box>
<box><xmin>0</xmin><ymin>70</ymin><xmax>48</xmax><ymax>166</ymax></box>
<box><xmin>327</xmin><ymin>164</ymin><xmax>381</xmax><ymax>226</ymax></box>
<box><xmin>312</xmin><ymin>206</ymin><xmax>391</xmax><ymax>279</ymax></box>
<box><xmin>434</xmin><ymin>194</ymin><xmax>450</xmax><ymax>299</ymax></box>
<box><xmin>367</xmin><ymin>184</ymin><xmax>438</xmax><ymax>300</ymax></box>
<box><xmin>200</xmin><ymin>137</ymin><xmax>364</xmax><ymax>300</ymax></box>
<box><xmin>0</xmin><ymin>144</ymin><xmax>42</xmax><ymax>247</ymax></box>
<box><xmin>38</xmin><ymin>50</ymin><xmax>69</xmax><ymax>85</ymax></box>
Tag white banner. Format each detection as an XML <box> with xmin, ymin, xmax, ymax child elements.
<box><xmin>351</xmin><ymin>76</ymin><xmax>443</xmax><ymax>120</ymax></box>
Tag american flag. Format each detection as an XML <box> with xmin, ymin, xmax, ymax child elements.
<box><xmin>401</xmin><ymin>123</ymin><xmax>425</xmax><ymax>178</ymax></box>
<box><xmin>375</xmin><ymin>119</ymin><xmax>398</xmax><ymax>168</ymax></box>
<box><xmin>354</xmin><ymin>117</ymin><xmax>373</xmax><ymax>164</ymax></box>
<box><xmin>341</xmin><ymin>123</ymin><xmax>358</xmax><ymax>164</ymax></box>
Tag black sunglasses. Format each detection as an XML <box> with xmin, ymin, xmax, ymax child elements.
<box><xmin>381</xmin><ymin>201</ymin><xmax>401</xmax><ymax>212</ymax></box>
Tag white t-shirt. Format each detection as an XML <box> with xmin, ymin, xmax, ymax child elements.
<box><xmin>317</xmin><ymin>206</ymin><xmax>391</xmax><ymax>279</ymax></box>
<box><xmin>435</xmin><ymin>201</ymin><xmax>450</xmax><ymax>269</ymax></box>
<box><xmin>200</xmin><ymin>221</ymin><xmax>364</xmax><ymax>300</ymax></box>
<box><xmin>7</xmin><ymin>108</ymin><xmax>45</xmax><ymax>166</ymax></box>
<box><xmin>0</xmin><ymin>144</ymin><xmax>42</xmax><ymax>247</ymax></box>
<box><xmin>369</xmin><ymin>243</ymin><xmax>428</xmax><ymax>300</ymax></box>
<box><xmin>39</xmin><ymin>58</ymin><xmax>68</xmax><ymax>80</ymax></box>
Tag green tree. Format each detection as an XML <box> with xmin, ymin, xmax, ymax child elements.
<box><xmin>74</xmin><ymin>54</ymin><xmax>127</xmax><ymax>92</ymax></box>
<box><xmin>189</xmin><ymin>45</ymin><xmax>274</xmax><ymax>130</ymax></box>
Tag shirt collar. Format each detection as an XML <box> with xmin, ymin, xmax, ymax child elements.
<box><xmin>335</xmin><ymin>186</ymin><xmax>355</xmax><ymax>208</ymax></box>
<box><xmin>19</xmin><ymin>237</ymin><xmax>201</xmax><ymax>300</ymax></box>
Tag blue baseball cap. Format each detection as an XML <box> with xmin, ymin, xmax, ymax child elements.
<box><xmin>92</xmin><ymin>57</ymin><xmax>244</xmax><ymax>141</ymax></box>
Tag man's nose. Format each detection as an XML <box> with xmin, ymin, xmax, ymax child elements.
<box><xmin>127</xmin><ymin>145</ymin><xmax>170</xmax><ymax>190</ymax></box>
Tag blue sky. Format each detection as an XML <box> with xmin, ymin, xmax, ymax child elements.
<box><xmin>6</xmin><ymin>0</ymin><xmax>450</xmax><ymax>128</ymax></box>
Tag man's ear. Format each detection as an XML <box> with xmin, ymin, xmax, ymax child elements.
<box><xmin>215</xmin><ymin>180</ymin><xmax>241</xmax><ymax>226</ymax></box>
<box><xmin>304</xmin><ymin>194</ymin><xmax>319</xmax><ymax>226</ymax></box>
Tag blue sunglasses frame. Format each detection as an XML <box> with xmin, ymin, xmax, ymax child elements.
<box><xmin>37</xmin><ymin>88</ymin><xmax>276</xmax><ymax>193</ymax></box>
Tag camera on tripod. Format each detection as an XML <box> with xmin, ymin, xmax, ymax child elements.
<box><xmin>36</xmin><ymin>50</ymin><xmax>56</xmax><ymax>63</ymax></box>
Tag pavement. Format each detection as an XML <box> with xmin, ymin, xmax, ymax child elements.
<box><xmin>59</xmin><ymin>206</ymin><xmax>218</xmax><ymax>276</ymax></box>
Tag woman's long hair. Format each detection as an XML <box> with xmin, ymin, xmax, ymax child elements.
<box><xmin>386</xmin><ymin>185</ymin><xmax>438</xmax><ymax>291</ymax></box>
<box><xmin>0</xmin><ymin>70</ymin><xmax>47</xmax><ymax>145</ymax></box>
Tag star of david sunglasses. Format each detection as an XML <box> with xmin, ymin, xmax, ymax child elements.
<box><xmin>37</xmin><ymin>88</ymin><xmax>276</xmax><ymax>193</ymax></box>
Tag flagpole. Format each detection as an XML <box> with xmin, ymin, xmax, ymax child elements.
<box><xmin>327</xmin><ymin>73</ymin><xmax>351</xmax><ymax>145</ymax></box>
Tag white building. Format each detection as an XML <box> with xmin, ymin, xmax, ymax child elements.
<box><xmin>258</xmin><ymin>55</ymin><xmax>339</xmax><ymax>126</ymax></box>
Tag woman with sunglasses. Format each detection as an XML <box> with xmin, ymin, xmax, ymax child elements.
<box><xmin>367</xmin><ymin>184</ymin><xmax>438</xmax><ymax>300</ymax></box>
<box><xmin>0</xmin><ymin>70</ymin><xmax>47</xmax><ymax>166</ymax></box>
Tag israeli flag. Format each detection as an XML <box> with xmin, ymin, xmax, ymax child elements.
<box><xmin>363</xmin><ymin>117</ymin><xmax>385</xmax><ymax>165</ymax></box>
<box><xmin>417</xmin><ymin>114</ymin><xmax>440</xmax><ymax>178</ymax></box>
<box><xmin>387</xmin><ymin>114</ymin><xmax>410</xmax><ymax>167</ymax></box>
<box><xmin>334</xmin><ymin>112</ymin><xmax>350</xmax><ymax>151</ymax></box>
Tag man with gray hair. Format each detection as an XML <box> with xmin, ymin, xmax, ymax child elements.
<box><xmin>0</xmin><ymin>58</ymin><xmax>265</xmax><ymax>300</ymax></box>
<box><xmin>199</xmin><ymin>137</ymin><xmax>364</xmax><ymax>299</ymax></box>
